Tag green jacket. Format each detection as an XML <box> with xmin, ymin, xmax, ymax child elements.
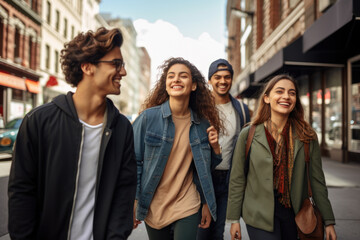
<box><xmin>226</xmin><ymin>124</ymin><xmax>335</xmax><ymax>232</ymax></box>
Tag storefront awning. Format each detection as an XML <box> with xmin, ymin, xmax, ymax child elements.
<box><xmin>254</xmin><ymin>36</ymin><xmax>346</xmax><ymax>83</ymax></box>
<box><xmin>0</xmin><ymin>72</ymin><xmax>26</xmax><ymax>90</ymax></box>
<box><xmin>25</xmin><ymin>79</ymin><xmax>40</xmax><ymax>93</ymax></box>
<box><xmin>303</xmin><ymin>0</ymin><xmax>360</xmax><ymax>53</ymax></box>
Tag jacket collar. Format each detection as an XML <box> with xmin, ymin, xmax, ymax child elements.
<box><xmin>52</xmin><ymin>91</ymin><xmax>119</xmax><ymax>128</ymax></box>
<box><xmin>161</xmin><ymin>100</ymin><xmax>200</xmax><ymax>124</ymax></box>
<box><xmin>254</xmin><ymin>123</ymin><xmax>304</xmax><ymax>158</ymax></box>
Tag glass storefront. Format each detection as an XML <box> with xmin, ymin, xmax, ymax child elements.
<box><xmin>297</xmin><ymin>75</ymin><xmax>310</xmax><ymax>123</ymax></box>
<box><xmin>324</xmin><ymin>68</ymin><xmax>342</xmax><ymax>149</ymax></box>
<box><xmin>350</xmin><ymin>59</ymin><xmax>360</xmax><ymax>153</ymax></box>
<box><xmin>311</xmin><ymin>72</ymin><xmax>322</xmax><ymax>143</ymax></box>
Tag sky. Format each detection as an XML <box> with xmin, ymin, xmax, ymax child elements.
<box><xmin>99</xmin><ymin>0</ymin><xmax>227</xmax><ymax>84</ymax></box>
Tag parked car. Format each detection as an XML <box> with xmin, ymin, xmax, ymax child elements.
<box><xmin>0</xmin><ymin>118</ymin><xmax>23</xmax><ymax>154</ymax></box>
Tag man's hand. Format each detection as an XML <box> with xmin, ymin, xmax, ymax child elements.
<box><xmin>198</xmin><ymin>203</ymin><xmax>212</xmax><ymax>229</ymax></box>
<box><xmin>207</xmin><ymin>126</ymin><xmax>221</xmax><ymax>154</ymax></box>
<box><xmin>230</xmin><ymin>223</ymin><xmax>241</xmax><ymax>240</ymax></box>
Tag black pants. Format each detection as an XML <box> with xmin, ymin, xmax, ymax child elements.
<box><xmin>246</xmin><ymin>197</ymin><xmax>298</xmax><ymax>240</ymax></box>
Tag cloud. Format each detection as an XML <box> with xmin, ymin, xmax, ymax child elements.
<box><xmin>133</xmin><ymin>19</ymin><xmax>225</xmax><ymax>84</ymax></box>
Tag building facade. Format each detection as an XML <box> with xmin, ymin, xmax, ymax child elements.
<box><xmin>106</xmin><ymin>18</ymin><xmax>142</xmax><ymax>117</ymax></box>
<box><xmin>39</xmin><ymin>0</ymin><xmax>82</xmax><ymax>104</ymax></box>
<box><xmin>227</xmin><ymin>0</ymin><xmax>360</xmax><ymax>162</ymax></box>
<box><xmin>0</xmin><ymin>0</ymin><xmax>41</xmax><ymax>123</ymax></box>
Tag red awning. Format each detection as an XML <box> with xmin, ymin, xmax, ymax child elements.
<box><xmin>0</xmin><ymin>72</ymin><xmax>26</xmax><ymax>90</ymax></box>
<box><xmin>46</xmin><ymin>75</ymin><xmax>58</xmax><ymax>87</ymax></box>
<box><xmin>25</xmin><ymin>79</ymin><xmax>40</xmax><ymax>94</ymax></box>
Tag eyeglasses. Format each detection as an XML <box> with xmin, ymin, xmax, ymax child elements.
<box><xmin>93</xmin><ymin>59</ymin><xmax>125</xmax><ymax>72</ymax></box>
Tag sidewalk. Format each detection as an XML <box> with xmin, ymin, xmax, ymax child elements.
<box><xmin>1</xmin><ymin>157</ymin><xmax>359</xmax><ymax>240</ymax></box>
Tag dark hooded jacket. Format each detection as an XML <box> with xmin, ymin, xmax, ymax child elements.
<box><xmin>8</xmin><ymin>92</ymin><xmax>136</xmax><ymax>240</ymax></box>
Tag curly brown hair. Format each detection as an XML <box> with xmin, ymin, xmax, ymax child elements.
<box><xmin>60</xmin><ymin>27</ymin><xmax>123</xmax><ymax>87</ymax></box>
<box><xmin>252</xmin><ymin>74</ymin><xmax>317</xmax><ymax>142</ymax></box>
<box><xmin>141</xmin><ymin>57</ymin><xmax>224</xmax><ymax>133</ymax></box>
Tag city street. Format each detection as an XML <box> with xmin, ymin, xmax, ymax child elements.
<box><xmin>1</xmin><ymin>157</ymin><xmax>360</xmax><ymax>240</ymax></box>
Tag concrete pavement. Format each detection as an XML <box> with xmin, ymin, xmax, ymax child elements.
<box><xmin>1</xmin><ymin>157</ymin><xmax>359</xmax><ymax>239</ymax></box>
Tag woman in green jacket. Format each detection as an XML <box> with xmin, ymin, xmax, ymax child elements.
<box><xmin>226</xmin><ymin>74</ymin><xmax>337</xmax><ymax>240</ymax></box>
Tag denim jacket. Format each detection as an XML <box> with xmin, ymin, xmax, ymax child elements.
<box><xmin>133</xmin><ymin>101</ymin><xmax>221</xmax><ymax>221</ymax></box>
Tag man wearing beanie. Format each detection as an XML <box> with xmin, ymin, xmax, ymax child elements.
<box><xmin>197</xmin><ymin>59</ymin><xmax>250</xmax><ymax>240</ymax></box>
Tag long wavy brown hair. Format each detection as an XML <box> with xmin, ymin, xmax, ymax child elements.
<box><xmin>252</xmin><ymin>74</ymin><xmax>317</xmax><ymax>142</ymax></box>
<box><xmin>60</xmin><ymin>27</ymin><xmax>123</xmax><ymax>87</ymax></box>
<box><xmin>140</xmin><ymin>57</ymin><xmax>224</xmax><ymax>133</ymax></box>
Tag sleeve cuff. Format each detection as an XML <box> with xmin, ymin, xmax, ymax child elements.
<box><xmin>226</xmin><ymin>219</ymin><xmax>240</xmax><ymax>224</ymax></box>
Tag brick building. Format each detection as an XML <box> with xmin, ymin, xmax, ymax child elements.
<box><xmin>0</xmin><ymin>0</ymin><xmax>41</xmax><ymax>123</ymax></box>
<box><xmin>227</xmin><ymin>0</ymin><xmax>360</xmax><ymax>162</ymax></box>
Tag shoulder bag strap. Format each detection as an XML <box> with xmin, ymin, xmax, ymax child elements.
<box><xmin>304</xmin><ymin>142</ymin><xmax>313</xmax><ymax>198</ymax></box>
<box><xmin>245</xmin><ymin>125</ymin><xmax>256</xmax><ymax>160</ymax></box>
<box><xmin>244</xmin><ymin>125</ymin><xmax>256</xmax><ymax>176</ymax></box>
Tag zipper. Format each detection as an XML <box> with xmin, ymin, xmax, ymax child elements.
<box><xmin>67</xmin><ymin>125</ymin><xmax>85</xmax><ymax>240</ymax></box>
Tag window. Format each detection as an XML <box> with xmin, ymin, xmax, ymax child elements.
<box><xmin>311</xmin><ymin>72</ymin><xmax>322</xmax><ymax>142</ymax></box>
<box><xmin>46</xmin><ymin>1</ymin><xmax>51</xmax><ymax>24</ymax></box>
<box><xmin>14</xmin><ymin>28</ymin><xmax>21</xmax><ymax>60</ymax></box>
<box><xmin>45</xmin><ymin>44</ymin><xmax>50</xmax><ymax>69</ymax></box>
<box><xmin>0</xmin><ymin>19</ymin><xmax>3</xmax><ymax>57</ymax></box>
<box><xmin>55</xmin><ymin>10</ymin><xmax>60</xmax><ymax>32</ymax></box>
<box><xmin>54</xmin><ymin>50</ymin><xmax>59</xmax><ymax>73</ymax></box>
<box><xmin>28</xmin><ymin>37</ymin><xmax>33</xmax><ymax>69</ymax></box>
<box><xmin>324</xmin><ymin>68</ymin><xmax>342</xmax><ymax>149</ymax></box>
<box><xmin>71</xmin><ymin>25</ymin><xmax>75</xmax><ymax>39</ymax></box>
<box><xmin>63</xmin><ymin>18</ymin><xmax>68</xmax><ymax>38</ymax></box>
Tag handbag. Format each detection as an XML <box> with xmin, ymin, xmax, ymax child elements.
<box><xmin>295</xmin><ymin>143</ymin><xmax>324</xmax><ymax>240</ymax></box>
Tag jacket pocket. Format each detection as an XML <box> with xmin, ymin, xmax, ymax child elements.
<box><xmin>144</xmin><ymin>132</ymin><xmax>162</xmax><ymax>161</ymax></box>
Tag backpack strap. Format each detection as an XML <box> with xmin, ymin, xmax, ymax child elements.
<box><xmin>244</xmin><ymin>125</ymin><xmax>256</xmax><ymax>176</ymax></box>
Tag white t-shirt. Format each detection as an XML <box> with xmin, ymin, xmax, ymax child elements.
<box><xmin>70</xmin><ymin>120</ymin><xmax>103</xmax><ymax>240</ymax></box>
<box><xmin>216</xmin><ymin>101</ymin><xmax>237</xmax><ymax>170</ymax></box>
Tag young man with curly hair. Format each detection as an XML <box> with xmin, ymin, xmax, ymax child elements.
<box><xmin>8</xmin><ymin>27</ymin><xmax>137</xmax><ymax>240</ymax></box>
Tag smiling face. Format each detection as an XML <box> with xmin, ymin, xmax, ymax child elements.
<box><xmin>165</xmin><ymin>64</ymin><xmax>196</xmax><ymax>100</ymax></box>
<box><xmin>209</xmin><ymin>66</ymin><xmax>232</xmax><ymax>97</ymax></box>
<box><xmin>264</xmin><ymin>79</ymin><xmax>296</xmax><ymax>118</ymax></box>
<box><xmin>92</xmin><ymin>47</ymin><xmax>126</xmax><ymax>96</ymax></box>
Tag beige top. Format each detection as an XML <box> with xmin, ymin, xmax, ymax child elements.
<box><xmin>145</xmin><ymin>114</ymin><xmax>201</xmax><ymax>229</ymax></box>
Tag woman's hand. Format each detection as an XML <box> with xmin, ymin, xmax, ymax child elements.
<box><xmin>133</xmin><ymin>200</ymin><xmax>142</xmax><ymax>229</ymax></box>
<box><xmin>230</xmin><ymin>223</ymin><xmax>241</xmax><ymax>240</ymax></box>
<box><xmin>207</xmin><ymin>126</ymin><xmax>221</xmax><ymax>154</ymax></box>
<box><xmin>198</xmin><ymin>203</ymin><xmax>212</xmax><ymax>229</ymax></box>
<box><xmin>325</xmin><ymin>225</ymin><xmax>337</xmax><ymax>240</ymax></box>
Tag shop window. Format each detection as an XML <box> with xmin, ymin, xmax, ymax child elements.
<box><xmin>350</xmin><ymin>59</ymin><xmax>360</xmax><ymax>152</ymax></box>
<box><xmin>311</xmin><ymin>72</ymin><xmax>322</xmax><ymax>142</ymax></box>
<box><xmin>12</xmin><ymin>89</ymin><xmax>24</xmax><ymax>101</ymax></box>
<box><xmin>324</xmin><ymin>68</ymin><xmax>342</xmax><ymax>149</ymax></box>
<box><xmin>55</xmin><ymin>10</ymin><xmax>60</xmax><ymax>32</ymax></box>
<box><xmin>297</xmin><ymin>75</ymin><xmax>310</xmax><ymax>122</ymax></box>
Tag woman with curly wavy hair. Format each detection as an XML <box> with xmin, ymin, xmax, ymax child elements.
<box><xmin>133</xmin><ymin>57</ymin><xmax>223</xmax><ymax>240</ymax></box>
<box><xmin>227</xmin><ymin>74</ymin><xmax>336</xmax><ymax>240</ymax></box>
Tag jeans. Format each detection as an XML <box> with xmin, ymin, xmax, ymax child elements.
<box><xmin>197</xmin><ymin>170</ymin><xmax>229</xmax><ymax>240</ymax></box>
<box><xmin>145</xmin><ymin>211</ymin><xmax>200</xmax><ymax>240</ymax></box>
<box><xmin>246</xmin><ymin>195</ymin><xmax>298</xmax><ymax>240</ymax></box>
